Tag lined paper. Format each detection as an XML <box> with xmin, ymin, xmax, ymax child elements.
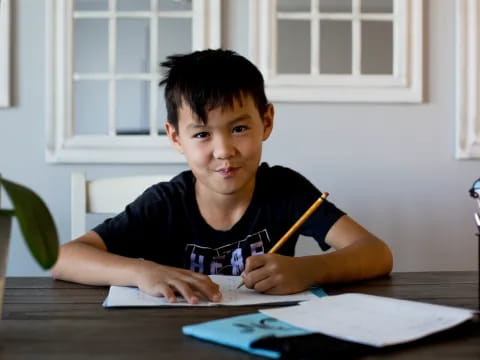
<box><xmin>103</xmin><ymin>275</ymin><xmax>319</xmax><ymax>307</ymax></box>
<box><xmin>261</xmin><ymin>293</ymin><xmax>476</xmax><ymax>347</ymax></box>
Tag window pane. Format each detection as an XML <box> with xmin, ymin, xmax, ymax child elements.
<box><xmin>320</xmin><ymin>21</ymin><xmax>352</xmax><ymax>74</ymax></box>
<box><xmin>277</xmin><ymin>20</ymin><xmax>310</xmax><ymax>74</ymax></box>
<box><xmin>319</xmin><ymin>0</ymin><xmax>352</xmax><ymax>13</ymax></box>
<box><xmin>117</xmin><ymin>19</ymin><xmax>150</xmax><ymax>73</ymax></box>
<box><xmin>157</xmin><ymin>84</ymin><xmax>168</xmax><ymax>135</ymax></box>
<box><xmin>277</xmin><ymin>0</ymin><xmax>310</xmax><ymax>12</ymax></box>
<box><xmin>361</xmin><ymin>21</ymin><xmax>393</xmax><ymax>74</ymax></box>
<box><xmin>75</xmin><ymin>0</ymin><xmax>108</xmax><ymax>11</ymax></box>
<box><xmin>74</xmin><ymin>19</ymin><xmax>108</xmax><ymax>73</ymax></box>
<box><xmin>116</xmin><ymin>80</ymin><xmax>150</xmax><ymax>135</ymax></box>
<box><xmin>361</xmin><ymin>0</ymin><xmax>393</xmax><ymax>13</ymax></box>
<box><xmin>74</xmin><ymin>81</ymin><xmax>108</xmax><ymax>135</ymax></box>
<box><xmin>158</xmin><ymin>18</ymin><xmax>192</xmax><ymax>63</ymax></box>
<box><xmin>158</xmin><ymin>0</ymin><xmax>192</xmax><ymax>11</ymax></box>
<box><xmin>117</xmin><ymin>0</ymin><xmax>150</xmax><ymax>11</ymax></box>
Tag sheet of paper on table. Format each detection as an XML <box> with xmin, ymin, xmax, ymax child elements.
<box><xmin>103</xmin><ymin>275</ymin><xmax>324</xmax><ymax>307</ymax></box>
<box><xmin>260</xmin><ymin>293</ymin><xmax>476</xmax><ymax>347</ymax></box>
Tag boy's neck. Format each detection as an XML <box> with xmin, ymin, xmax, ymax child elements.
<box><xmin>195</xmin><ymin>180</ymin><xmax>255</xmax><ymax>231</ymax></box>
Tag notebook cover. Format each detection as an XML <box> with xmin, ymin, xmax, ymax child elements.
<box><xmin>182</xmin><ymin>312</ymin><xmax>314</xmax><ymax>358</ymax></box>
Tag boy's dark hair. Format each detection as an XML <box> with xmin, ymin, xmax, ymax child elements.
<box><xmin>160</xmin><ymin>49</ymin><xmax>268</xmax><ymax>131</ymax></box>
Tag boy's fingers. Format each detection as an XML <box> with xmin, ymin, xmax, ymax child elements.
<box><xmin>202</xmin><ymin>284</ymin><xmax>222</xmax><ymax>302</ymax></box>
<box><xmin>175</xmin><ymin>270</ymin><xmax>221</xmax><ymax>302</ymax></box>
<box><xmin>170</xmin><ymin>280</ymin><xmax>198</xmax><ymax>304</ymax></box>
<box><xmin>143</xmin><ymin>282</ymin><xmax>177</xmax><ymax>303</ymax></box>
<box><xmin>159</xmin><ymin>284</ymin><xmax>177</xmax><ymax>303</ymax></box>
<box><xmin>187</xmin><ymin>271</ymin><xmax>210</xmax><ymax>282</ymax></box>
<box><xmin>243</xmin><ymin>267</ymin><xmax>269</xmax><ymax>289</ymax></box>
<box><xmin>252</xmin><ymin>276</ymin><xmax>277</xmax><ymax>294</ymax></box>
<box><xmin>198</xmin><ymin>287</ymin><xmax>222</xmax><ymax>302</ymax></box>
<box><xmin>244</xmin><ymin>254</ymin><xmax>267</xmax><ymax>273</ymax></box>
<box><xmin>189</xmin><ymin>276</ymin><xmax>222</xmax><ymax>302</ymax></box>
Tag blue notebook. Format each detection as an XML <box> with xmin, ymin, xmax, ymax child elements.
<box><xmin>182</xmin><ymin>288</ymin><xmax>327</xmax><ymax>358</ymax></box>
<box><xmin>183</xmin><ymin>312</ymin><xmax>314</xmax><ymax>358</ymax></box>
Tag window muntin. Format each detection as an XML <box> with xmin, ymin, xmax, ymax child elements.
<box><xmin>455</xmin><ymin>0</ymin><xmax>480</xmax><ymax>159</ymax></box>
<box><xmin>46</xmin><ymin>0</ymin><xmax>221</xmax><ymax>163</ymax></box>
<box><xmin>249</xmin><ymin>0</ymin><xmax>422</xmax><ymax>103</ymax></box>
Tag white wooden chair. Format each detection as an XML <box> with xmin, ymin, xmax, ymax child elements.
<box><xmin>70</xmin><ymin>173</ymin><xmax>173</xmax><ymax>239</ymax></box>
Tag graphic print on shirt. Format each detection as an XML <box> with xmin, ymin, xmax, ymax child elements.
<box><xmin>184</xmin><ymin>229</ymin><xmax>271</xmax><ymax>275</ymax></box>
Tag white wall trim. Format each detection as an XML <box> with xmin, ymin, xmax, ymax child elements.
<box><xmin>456</xmin><ymin>0</ymin><xmax>480</xmax><ymax>159</ymax></box>
<box><xmin>248</xmin><ymin>0</ymin><xmax>423</xmax><ymax>103</ymax></box>
<box><xmin>45</xmin><ymin>0</ymin><xmax>220</xmax><ymax>164</ymax></box>
<box><xmin>0</xmin><ymin>0</ymin><xmax>11</xmax><ymax>107</ymax></box>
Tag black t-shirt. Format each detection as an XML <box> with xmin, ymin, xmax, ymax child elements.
<box><xmin>93</xmin><ymin>163</ymin><xmax>345</xmax><ymax>276</ymax></box>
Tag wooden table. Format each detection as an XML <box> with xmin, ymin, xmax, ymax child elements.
<box><xmin>0</xmin><ymin>272</ymin><xmax>479</xmax><ymax>359</ymax></box>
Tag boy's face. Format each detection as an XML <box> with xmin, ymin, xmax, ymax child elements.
<box><xmin>166</xmin><ymin>95</ymin><xmax>274</xmax><ymax>199</ymax></box>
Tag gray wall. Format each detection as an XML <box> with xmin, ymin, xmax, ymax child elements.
<box><xmin>1</xmin><ymin>0</ymin><xmax>479</xmax><ymax>276</ymax></box>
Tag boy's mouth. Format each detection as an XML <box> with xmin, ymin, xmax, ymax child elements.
<box><xmin>216</xmin><ymin>167</ymin><xmax>239</xmax><ymax>177</ymax></box>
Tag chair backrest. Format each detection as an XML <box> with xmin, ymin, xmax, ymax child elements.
<box><xmin>71</xmin><ymin>173</ymin><xmax>173</xmax><ymax>239</ymax></box>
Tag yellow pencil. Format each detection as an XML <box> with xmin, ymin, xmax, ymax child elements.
<box><xmin>236</xmin><ymin>192</ymin><xmax>330</xmax><ymax>289</ymax></box>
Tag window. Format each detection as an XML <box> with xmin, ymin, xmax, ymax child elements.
<box><xmin>456</xmin><ymin>0</ymin><xmax>480</xmax><ymax>159</ymax></box>
<box><xmin>46</xmin><ymin>0</ymin><xmax>221</xmax><ymax>163</ymax></box>
<box><xmin>248</xmin><ymin>0</ymin><xmax>423</xmax><ymax>102</ymax></box>
<box><xmin>0</xmin><ymin>0</ymin><xmax>10</xmax><ymax>107</ymax></box>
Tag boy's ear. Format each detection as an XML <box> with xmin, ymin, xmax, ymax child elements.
<box><xmin>261</xmin><ymin>103</ymin><xmax>274</xmax><ymax>141</ymax></box>
<box><xmin>165</xmin><ymin>122</ymin><xmax>184</xmax><ymax>154</ymax></box>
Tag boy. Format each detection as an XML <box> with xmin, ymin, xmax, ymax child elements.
<box><xmin>52</xmin><ymin>49</ymin><xmax>392</xmax><ymax>304</ymax></box>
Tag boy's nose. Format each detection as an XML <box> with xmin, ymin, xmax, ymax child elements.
<box><xmin>213</xmin><ymin>137</ymin><xmax>235</xmax><ymax>160</ymax></box>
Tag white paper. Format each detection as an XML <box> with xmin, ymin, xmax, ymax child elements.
<box><xmin>260</xmin><ymin>293</ymin><xmax>475</xmax><ymax>347</ymax></box>
<box><xmin>103</xmin><ymin>275</ymin><xmax>318</xmax><ymax>307</ymax></box>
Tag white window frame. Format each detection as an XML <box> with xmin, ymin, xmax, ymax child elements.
<box><xmin>0</xmin><ymin>0</ymin><xmax>10</xmax><ymax>107</ymax></box>
<box><xmin>45</xmin><ymin>0</ymin><xmax>221</xmax><ymax>164</ymax></box>
<box><xmin>248</xmin><ymin>0</ymin><xmax>423</xmax><ymax>103</ymax></box>
<box><xmin>456</xmin><ymin>0</ymin><xmax>480</xmax><ymax>159</ymax></box>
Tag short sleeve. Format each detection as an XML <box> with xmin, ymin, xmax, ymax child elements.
<box><xmin>92</xmin><ymin>186</ymin><xmax>164</xmax><ymax>258</ymax></box>
<box><xmin>268</xmin><ymin>165</ymin><xmax>346</xmax><ymax>251</ymax></box>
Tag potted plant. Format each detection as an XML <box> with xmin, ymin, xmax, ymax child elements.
<box><xmin>0</xmin><ymin>176</ymin><xmax>59</xmax><ymax>317</ymax></box>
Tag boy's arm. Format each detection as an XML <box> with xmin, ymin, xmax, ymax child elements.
<box><xmin>311</xmin><ymin>214</ymin><xmax>393</xmax><ymax>283</ymax></box>
<box><xmin>51</xmin><ymin>231</ymin><xmax>222</xmax><ymax>304</ymax></box>
<box><xmin>242</xmin><ymin>215</ymin><xmax>393</xmax><ymax>294</ymax></box>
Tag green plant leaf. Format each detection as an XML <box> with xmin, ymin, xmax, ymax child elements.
<box><xmin>0</xmin><ymin>178</ymin><xmax>59</xmax><ymax>269</ymax></box>
<box><xmin>0</xmin><ymin>209</ymin><xmax>14</xmax><ymax>217</ymax></box>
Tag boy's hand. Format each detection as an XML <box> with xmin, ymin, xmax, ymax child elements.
<box><xmin>241</xmin><ymin>254</ymin><xmax>311</xmax><ymax>295</ymax></box>
<box><xmin>134</xmin><ymin>260</ymin><xmax>222</xmax><ymax>304</ymax></box>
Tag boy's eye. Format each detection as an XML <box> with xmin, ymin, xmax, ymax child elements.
<box><xmin>193</xmin><ymin>132</ymin><xmax>209</xmax><ymax>139</ymax></box>
<box><xmin>232</xmin><ymin>125</ymin><xmax>248</xmax><ymax>133</ymax></box>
